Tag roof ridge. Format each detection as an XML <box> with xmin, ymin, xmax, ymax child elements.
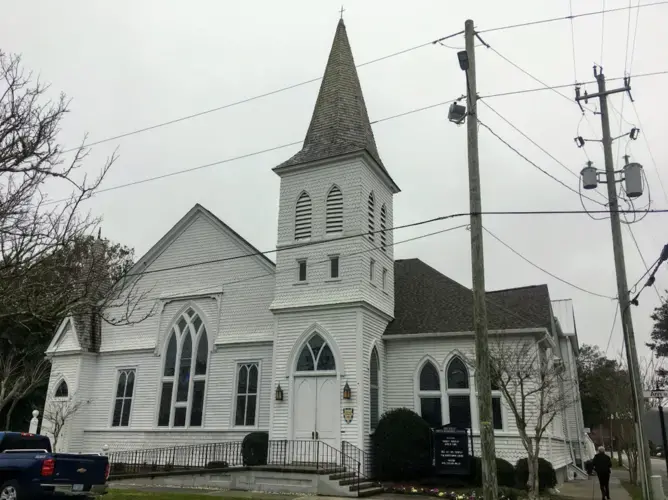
<box><xmin>487</xmin><ymin>284</ymin><xmax>548</xmax><ymax>294</ymax></box>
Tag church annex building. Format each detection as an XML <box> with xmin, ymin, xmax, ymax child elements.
<box><xmin>44</xmin><ymin>19</ymin><xmax>588</xmax><ymax>482</ymax></box>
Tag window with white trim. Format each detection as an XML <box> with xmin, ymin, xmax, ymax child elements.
<box><xmin>329</xmin><ymin>256</ymin><xmax>339</xmax><ymax>279</ymax></box>
<box><xmin>234</xmin><ymin>363</ymin><xmax>259</xmax><ymax>426</ymax></box>
<box><xmin>54</xmin><ymin>380</ymin><xmax>69</xmax><ymax>399</ymax></box>
<box><xmin>446</xmin><ymin>357</ymin><xmax>471</xmax><ymax>429</ymax></box>
<box><xmin>158</xmin><ymin>307</ymin><xmax>208</xmax><ymax>428</ymax></box>
<box><xmin>380</xmin><ymin>204</ymin><xmax>387</xmax><ymax>252</ymax></box>
<box><xmin>370</xmin><ymin>259</ymin><xmax>375</xmax><ymax>282</ymax></box>
<box><xmin>295</xmin><ymin>191</ymin><xmax>312</xmax><ymax>240</ymax></box>
<box><xmin>298</xmin><ymin>260</ymin><xmax>307</xmax><ymax>282</ymax></box>
<box><xmin>367</xmin><ymin>192</ymin><xmax>375</xmax><ymax>241</ymax></box>
<box><xmin>418</xmin><ymin>362</ymin><xmax>442</xmax><ymax>428</ymax></box>
<box><xmin>326</xmin><ymin>186</ymin><xmax>343</xmax><ymax>234</ymax></box>
<box><xmin>112</xmin><ymin>369</ymin><xmax>135</xmax><ymax>427</ymax></box>
<box><xmin>370</xmin><ymin>347</ymin><xmax>380</xmax><ymax>431</ymax></box>
<box><xmin>382</xmin><ymin>268</ymin><xmax>387</xmax><ymax>290</ymax></box>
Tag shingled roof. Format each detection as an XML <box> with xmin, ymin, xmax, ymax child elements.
<box><xmin>275</xmin><ymin>19</ymin><xmax>397</xmax><ymax>189</ymax></box>
<box><xmin>385</xmin><ymin>259</ymin><xmax>553</xmax><ymax>336</ymax></box>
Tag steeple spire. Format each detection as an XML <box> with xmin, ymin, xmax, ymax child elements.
<box><xmin>276</xmin><ymin>19</ymin><xmax>389</xmax><ymax>175</ymax></box>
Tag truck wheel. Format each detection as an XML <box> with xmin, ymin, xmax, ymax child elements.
<box><xmin>0</xmin><ymin>480</ymin><xmax>21</xmax><ymax>500</ymax></box>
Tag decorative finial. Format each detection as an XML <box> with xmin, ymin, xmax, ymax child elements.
<box><xmin>339</xmin><ymin>5</ymin><xmax>345</xmax><ymax>19</ymax></box>
<box><xmin>97</xmin><ymin>228</ymin><xmax>101</xmax><ymax>240</ymax></box>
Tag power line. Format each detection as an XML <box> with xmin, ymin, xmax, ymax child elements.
<box><xmin>479</xmin><ymin>70</ymin><xmax>668</xmax><ymax>100</ymax></box>
<box><xmin>626</xmin><ymin>225</ymin><xmax>663</xmax><ymax>300</ymax></box>
<box><xmin>605</xmin><ymin>302</ymin><xmax>620</xmax><ymax>355</ymax></box>
<box><xmin>569</xmin><ymin>0</ymin><xmax>578</xmax><ymax>83</ymax></box>
<box><xmin>600</xmin><ymin>0</ymin><xmax>606</xmax><ymax>67</ymax></box>
<box><xmin>62</xmin><ymin>34</ymin><xmax>463</xmax><ymax>154</ymax></box>
<box><xmin>477</xmin><ymin>118</ymin><xmax>606</xmax><ymax>205</ymax></box>
<box><xmin>478</xmin><ymin>0</ymin><xmax>668</xmax><ymax>34</ymax></box>
<box><xmin>629</xmin><ymin>94</ymin><xmax>668</xmax><ymax>206</ymax></box>
<box><xmin>482</xmin><ymin>226</ymin><xmax>616</xmax><ymax>299</ymax></box>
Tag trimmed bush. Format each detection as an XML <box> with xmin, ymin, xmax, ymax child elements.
<box><xmin>242</xmin><ymin>431</ymin><xmax>269</xmax><ymax>466</ymax></box>
<box><xmin>372</xmin><ymin>408</ymin><xmax>432</xmax><ymax>480</ymax></box>
<box><xmin>471</xmin><ymin>456</ymin><xmax>516</xmax><ymax>488</ymax></box>
<box><xmin>515</xmin><ymin>457</ymin><xmax>557</xmax><ymax>491</ymax></box>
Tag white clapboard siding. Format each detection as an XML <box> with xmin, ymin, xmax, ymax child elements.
<box><xmin>272</xmin><ymin>157</ymin><xmax>393</xmax><ymax>319</ymax></box>
<box><xmin>100</xmin><ymin>208</ymin><xmax>275</xmax><ymax>353</ymax></box>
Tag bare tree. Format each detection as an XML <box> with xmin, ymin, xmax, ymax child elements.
<box><xmin>489</xmin><ymin>337</ymin><xmax>573</xmax><ymax>500</ymax></box>
<box><xmin>42</xmin><ymin>394</ymin><xmax>84</xmax><ymax>452</ymax></box>
<box><xmin>0</xmin><ymin>349</ymin><xmax>50</xmax><ymax>429</ymax></box>
<box><xmin>0</xmin><ymin>50</ymin><xmax>155</xmax><ymax>426</ymax></box>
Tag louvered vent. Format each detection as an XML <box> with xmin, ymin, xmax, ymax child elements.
<box><xmin>380</xmin><ymin>204</ymin><xmax>387</xmax><ymax>252</ymax></box>
<box><xmin>367</xmin><ymin>192</ymin><xmax>375</xmax><ymax>241</ymax></box>
<box><xmin>326</xmin><ymin>186</ymin><xmax>343</xmax><ymax>234</ymax></box>
<box><xmin>295</xmin><ymin>192</ymin><xmax>312</xmax><ymax>240</ymax></box>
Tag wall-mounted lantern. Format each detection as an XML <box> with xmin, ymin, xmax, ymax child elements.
<box><xmin>275</xmin><ymin>383</ymin><xmax>284</xmax><ymax>401</ymax></box>
<box><xmin>343</xmin><ymin>382</ymin><xmax>352</xmax><ymax>400</ymax></box>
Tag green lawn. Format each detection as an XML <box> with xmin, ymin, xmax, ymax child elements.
<box><xmin>620</xmin><ymin>480</ymin><xmax>642</xmax><ymax>500</ymax></box>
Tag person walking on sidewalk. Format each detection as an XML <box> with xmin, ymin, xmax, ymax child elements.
<box><xmin>593</xmin><ymin>446</ymin><xmax>613</xmax><ymax>500</ymax></box>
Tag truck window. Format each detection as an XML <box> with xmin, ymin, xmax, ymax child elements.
<box><xmin>0</xmin><ymin>434</ymin><xmax>52</xmax><ymax>453</ymax></box>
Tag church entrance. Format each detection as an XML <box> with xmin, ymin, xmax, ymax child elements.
<box><xmin>291</xmin><ymin>333</ymin><xmax>340</xmax><ymax>461</ymax></box>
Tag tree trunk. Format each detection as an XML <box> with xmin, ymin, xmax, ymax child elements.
<box><xmin>526</xmin><ymin>451</ymin><xmax>540</xmax><ymax>500</ymax></box>
<box><xmin>617</xmin><ymin>448</ymin><xmax>623</xmax><ymax>467</ymax></box>
<box><xmin>4</xmin><ymin>398</ymin><xmax>19</xmax><ymax>430</ymax></box>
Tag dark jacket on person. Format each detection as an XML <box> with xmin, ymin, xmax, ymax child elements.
<box><xmin>592</xmin><ymin>452</ymin><xmax>612</xmax><ymax>475</ymax></box>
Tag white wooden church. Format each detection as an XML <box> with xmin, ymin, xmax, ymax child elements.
<box><xmin>43</xmin><ymin>19</ymin><xmax>589</xmax><ymax>482</ymax></box>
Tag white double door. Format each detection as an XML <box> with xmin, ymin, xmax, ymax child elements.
<box><xmin>293</xmin><ymin>376</ymin><xmax>340</xmax><ymax>459</ymax></box>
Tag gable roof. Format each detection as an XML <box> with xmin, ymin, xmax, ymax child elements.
<box><xmin>385</xmin><ymin>259</ymin><xmax>552</xmax><ymax>336</ymax></box>
<box><xmin>124</xmin><ymin>204</ymin><xmax>275</xmax><ymax>282</ymax></box>
<box><xmin>275</xmin><ymin>19</ymin><xmax>399</xmax><ymax>191</ymax></box>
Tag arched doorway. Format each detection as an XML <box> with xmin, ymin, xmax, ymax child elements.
<box><xmin>291</xmin><ymin>333</ymin><xmax>340</xmax><ymax>453</ymax></box>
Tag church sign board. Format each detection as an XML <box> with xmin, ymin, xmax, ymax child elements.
<box><xmin>432</xmin><ymin>425</ymin><xmax>470</xmax><ymax>476</ymax></box>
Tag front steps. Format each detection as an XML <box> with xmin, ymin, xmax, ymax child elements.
<box><xmin>326</xmin><ymin>470</ymin><xmax>383</xmax><ymax>497</ymax></box>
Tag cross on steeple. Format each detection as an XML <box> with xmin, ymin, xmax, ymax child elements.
<box><xmin>339</xmin><ymin>5</ymin><xmax>345</xmax><ymax>19</ymax></box>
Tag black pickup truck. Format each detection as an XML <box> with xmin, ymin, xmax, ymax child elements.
<box><xmin>0</xmin><ymin>432</ymin><xmax>109</xmax><ymax>498</ymax></box>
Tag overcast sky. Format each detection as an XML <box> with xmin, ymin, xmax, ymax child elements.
<box><xmin>3</xmin><ymin>0</ymin><xmax>667</xmax><ymax>362</ymax></box>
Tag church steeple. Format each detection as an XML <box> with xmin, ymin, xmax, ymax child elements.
<box><xmin>276</xmin><ymin>19</ymin><xmax>396</xmax><ymax>189</ymax></box>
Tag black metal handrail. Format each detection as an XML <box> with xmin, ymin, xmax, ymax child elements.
<box><xmin>107</xmin><ymin>438</ymin><xmax>364</xmax><ymax>491</ymax></box>
<box><xmin>342</xmin><ymin>440</ymin><xmax>374</xmax><ymax>480</ymax></box>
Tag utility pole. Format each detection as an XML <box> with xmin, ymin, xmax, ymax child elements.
<box><xmin>464</xmin><ymin>19</ymin><xmax>499</xmax><ymax>500</ymax></box>
<box><xmin>576</xmin><ymin>67</ymin><xmax>652</xmax><ymax>500</ymax></box>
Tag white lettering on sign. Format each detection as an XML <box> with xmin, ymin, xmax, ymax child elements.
<box><xmin>644</xmin><ymin>390</ymin><xmax>668</xmax><ymax>399</ymax></box>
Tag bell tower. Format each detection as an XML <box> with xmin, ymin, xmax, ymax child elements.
<box><xmin>269</xmin><ymin>19</ymin><xmax>400</xmax><ymax>454</ymax></box>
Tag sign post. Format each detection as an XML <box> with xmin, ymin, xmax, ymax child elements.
<box><xmin>432</xmin><ymin>425</ymin><xmax>470</xmax><ymax>476</ymax></box>
<box><xmin>644</xmin><ymin>390</ymin><xmax>668</xmax><ymax>476</ymax></box>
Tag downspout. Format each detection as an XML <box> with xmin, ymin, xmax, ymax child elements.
<box><xmin>552</xmin><ymin>316</ymin><xmax>576</xmax><ymax>465</ymax></box>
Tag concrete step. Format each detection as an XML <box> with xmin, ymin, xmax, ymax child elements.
<box><xmin>339</xmin><ymin>477</ymin><xmax>363</xmax><ymax>486</ymax></box>
<box><xmin>330</xmin><ymin>472</ymin><xmax>356</xmax><ymax>481</ymax></box>
<box><xmin>349</xmin><ymin>481</ymin><xmax>378</xmax><ymax>491</ymax></box>
<box><xmin>357</xmin><ymin>486</ymin><xmax>384</xmax><ymax>497</ymax></box>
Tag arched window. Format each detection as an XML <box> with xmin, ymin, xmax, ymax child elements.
<box><xmin>380</xmin><ymin>204</ymin><xmax>387</xmax><ymax>252</ymax></box>
<box><xmin>158</xmin><ymin>308</ymin><xmax>209</xmax><ymax>428</ymax></box>
<box><xmin>446</xmin><ymin>357</ymin><xmax>471</xmax><ymax>429</ymax></box>
<box><xmin>367</xmin><ymin>192</ymin><xmax>375</xmax><ymax>241</ymax></box>
<box><xmin>417</xmin><ymin>362</ymin><xmax>442</xmax><ymax>428</ymax></box>
<box><xmin>54</xmin><ymin>380</ymin><xmax>69</xmax><ymax>398</ymax></box>
<box><xmin>326</xmin><ymin>186</ymin><xmax>343</xmax><ymax>234</ymax></box>
<box><xmin>295</xmin><ymin>191</ymin><xmax>312</xmax><ymax>240</ymax></box>
<box><xmin>296</xmin><ymin>333</ymin><xmax>336</xmax><ymax>372</ymax></box>
<box><xmin>370</xmin><ymin>348</ymin><xmax>380</xmax><ymax>431</ymax></box>
<box><xmin>235</xmin><ymin>363</ymin><xmax>259</xmax><ymax>426</ymax></box>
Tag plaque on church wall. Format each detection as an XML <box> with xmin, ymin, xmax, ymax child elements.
<box><xmin>432</xmin><ymin>425</ymin><xmax>469</xmax><ymax>476</ymax></box>
<box><xmin>343</xmin><ymin>408</ymin><xmax>354</xmax><ymax>424</ymax></box>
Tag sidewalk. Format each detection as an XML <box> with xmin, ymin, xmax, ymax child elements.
<box><xmin>556</xmin><ymin>474</ymin><xmax>632</xmax><ymax>500</ymax></box>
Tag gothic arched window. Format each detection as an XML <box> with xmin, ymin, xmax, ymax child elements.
<box><xmin>296</xmin><ymin>334</ymin><xmax>336</xmax><ymax>372</ymax></box>
<box><xmin>417</xmin><ymin>361</ymin><xmax>442</xmax><ymax>428</ymax></box>
<box><xmin>326</xmin><ymin>185</ymin><xmax>343</xmax><ymax>234</ymax></box>
<box><xmin>54</xmin><ymin>380</ymin><xmax>69</xmax><ymax>398</ymax></box>
<box><xmin>295</xmin><ymin>191</ymin><xmax>312</xmax><ymax>240</ymax></box>
<box><xmin>370</xmin><ymin>347</ymin><xmax>380</xmax><ymax>431</ymax></box>
<box><xmin>158</xmin><ymin>307</ymin><xmax>209</xmax><ymax>428</ymax></box>
<box><xmin>446</xmin><ymin>357</ymin><xmax>471</xmax><ymax>429</ymax></box>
